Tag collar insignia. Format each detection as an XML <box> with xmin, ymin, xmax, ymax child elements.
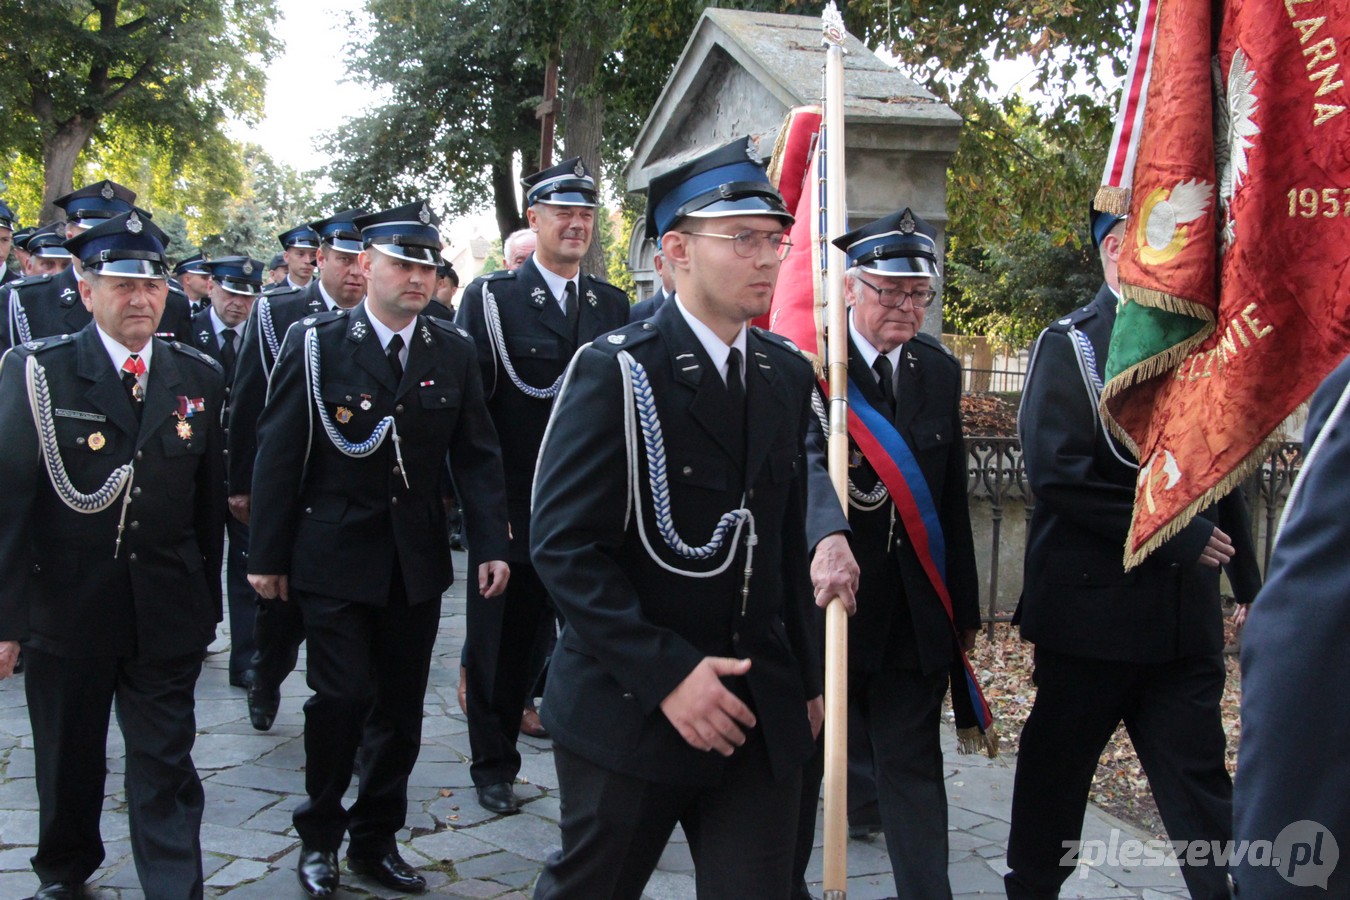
<box><xmin>607</xmin><ymin>334</ymin><xmax>626</xmax><ymax>345</ymax></box>
<box><xmin>586</xmin><ymin>289</ymin><xmax>597</xmax><ymax>307</ymax></box>
<box><xmin>421</xmin><ymin>323</ymin><xmax>433</xmax><ymax>345</ymax></box>
<box><xmin>530</xmin><ymin>286</ymin><xmax>547</xmax><ymax>307</ymax></box>
<box><xmin>351</xmin><ymin>319</ymin><xmax>368</xmax><ymax>340</ymax></box>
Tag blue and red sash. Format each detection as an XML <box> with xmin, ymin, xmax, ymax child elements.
<box><xmin>840</xmin><ymin>376</ymin><xmax>995</xmax><ymax>743</ymax></box>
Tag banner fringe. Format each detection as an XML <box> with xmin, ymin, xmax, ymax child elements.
<box><xmin>1121</xmin><ymin>284</ymin><xmax>1215</xmax><ymax>321</ymax></box>
<box><xmin>956</xmin><ymin>725</ymin><xmax>1000</xmax><ymax>759</ymax></box>
<box><xmin>1121</xmin><ymin>434</ymin><xmax>1281</xmax><ymax>570</ymax></box>
<box><xmin>1094</xmin><ymin>185</ymin><xmax>1132</xmax><ymax>216</ymax></box>
<box><xmin>1098</xmin><ymin>318</ymin><xmax>1216</xmax><ymax>454</ymax></box>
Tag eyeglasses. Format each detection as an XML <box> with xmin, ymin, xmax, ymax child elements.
<box><xmin>679</xmin><ymin>229</ymin><xmax>793</xmax><ymax>261</ymax></box>
<box><xmin>856</xmin><ymin>276</ymin><xmax>937</xmax><ymax>309</ymax></box>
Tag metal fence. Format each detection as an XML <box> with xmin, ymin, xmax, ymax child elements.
<box><xmin>964</xmin><ymin>437</ymin><xmax>1305</xmax><ymax>635</ymax></box>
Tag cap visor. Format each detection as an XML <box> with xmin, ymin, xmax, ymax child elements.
<box><xmin>91</xmin><ymin>258</ymin><xmax>166</xmax><ymax>278</ymax></box>
<box><xmin>370</xmin><ymin>243</ymin><xmax>438</xmax><ymax>265</ymax></box>
<box><xmin>860</xmin><ymin>257</ymin><xmax>940</xmax><ymax>278</ymax></box>
<box><xmin>682</xmin><ymin>196</ymin><xmax>794</xmax><ymax>226</ymax></box>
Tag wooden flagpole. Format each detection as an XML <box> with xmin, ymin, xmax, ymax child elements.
<box><xmin>820</xmin><ymin>5</ymin><xmax>850</xmax><ymax>898</ymax></box>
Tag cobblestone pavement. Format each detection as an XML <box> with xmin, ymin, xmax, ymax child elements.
<box><xmin>0</xmin><ymin>553</ymin><xmax>1194</xmax><ymax>899</ymax></box>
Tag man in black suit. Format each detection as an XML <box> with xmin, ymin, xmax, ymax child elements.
<box><xmin>175</xmin><ymin>252</ymin><xmax>213</xmax><ymax>315</ymax></box>
<box><xmin>266</xmin><ymin>223</ymin><xmax>320</xmax><ymax>292</ymax></box>
<box><xmin>1234</xmin><ymin>355</ymin><xmax>1350</xmax><ymax>897</ymax></box>
<box><xmin>796</xmin><ymin>208</ymin><xmax>980</xmax><ymax>899</ymax></box>
<box><xmin>1004</xmin><ymin>206</ymin><xmax>1261</xmax><ymax>899</ymax></box>
<box><xmin>0</xmin><ymin>199</ymin><xmax>20</xmax><ymax>286</ymax></box>
<box><xmin>2</xmin><ymin>181</ymin><xmax>194</xmax><ymax>350</ymax></box>
<box><xmin>248</xmin><ymin>201</ymin><xmax>510</xmax><ymax>898</ymax></box>
<box><xmin>0</xmin><ymin>211</ymin><xmax>225</xmax><ymax>900</ymax></box>
<box><xmin>530</xmin><ymin>137</ymin><xmax>822</xmax><ymax>899</ymax></box>
<box><xmin>227</xmin><ymin>209</ymin><xmax>366</xmax><ymax>730</ymax></box>
<box><xmin>455</xmin><ymin>157</ymin><xmax>629</xmax><ymax>814</ymax></box>
<box><xmin>190</xmin><ymin>256</ymin><xmax>264</xmax><ymax>688</ymax></box>
<box><xmin>629</xmin><ymin>244</ymin><xmax>674</xmax><ymax>322</ymax></box>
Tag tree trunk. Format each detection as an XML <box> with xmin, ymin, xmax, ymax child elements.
<box><xmin>491</xmin><ymin>157</ymin><xmax>524</xmax><ymax>245</ymax></box>
<box><xmin>560</xmin><ymin>40</ymin><xmax>606</xmax><ymax>278</ymax></box>
<box><xmin>41</xmin><ymin>117</ymin><xmax>99</xmax><ymax>225</ymax></box>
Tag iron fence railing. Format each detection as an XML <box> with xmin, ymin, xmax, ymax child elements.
<box><xmin>964</xmin><ymin>436</ymin><xmax>1304</xmax><ymax>637</ymax></box>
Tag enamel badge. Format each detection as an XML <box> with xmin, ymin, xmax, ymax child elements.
<box><xmin>88</xmin><ymin>432</ymin><xmax>106</xmax><ymax>451</ymax></box>
<box><xmin>335</xmin><ymin>406</ymin><xmax>353</xmax><ymax>424</ymax></box>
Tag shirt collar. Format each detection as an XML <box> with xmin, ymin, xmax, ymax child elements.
<box><xmin>316</xmin><ymin>279</ymin><xmax>345</xmax><ymax>311</ymax></box>
<box><xmin>673</xmin><ymin>294</ymin><xmax>747</xmax><ymax>385</ymax></box>
<box><xmin>286</xmin><ymin>275</ymin><xmax>311</xmax><ymax>290</ymax></box>
<box><xmin>848</xmin><ymin>309</ymin><xmax>902</xmax><ymax>371</ymax></box>
<box><xmin>362</xmin><ymin>301</ymin><xmax>416</xmax><ymax>352</ymax></box>
<box><xmin>533</xmin><ymin>257</ymin><xmax>579</xmax><ymax>310</ymax></box>
<box><xmin>96</xmin><ymin>323</ymin><xmax>153</xmax><ymax>374</ymax></box>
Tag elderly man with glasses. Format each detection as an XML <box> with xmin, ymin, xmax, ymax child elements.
<box><xmin>800</xmin><ymin>207</ymin><xmax>980</xmax><ymax>900</ymax></box>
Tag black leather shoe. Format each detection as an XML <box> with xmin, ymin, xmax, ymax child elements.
<box><xmin>33</xmin><ymin>882</ymin><xmax>86</xmax><ymax>900</ymax></box>
<box><xmin>347</xmin><ymin>851</ymin><xmax>427</xmax><ymax>893</ymax></box>
<box><xmin>229</xmin><ymin>668</ymin><xmax>257</xmax><ymax>689</ymax></box>
<box><xmin>247</xmin><ymin>680</ymin><xmax>278</xmax><ymax>731</ymax></box>
<box><xmin>477</xmin><ymin>782</ymin><xmax>520</xmax><ymax>815</ymax></box>
<box><xmin>297</xmin><ymin>846</ymin><xmax>339</xmax><ymax>897</ymax></box>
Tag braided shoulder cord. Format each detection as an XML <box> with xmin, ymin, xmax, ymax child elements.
<box><xmin>810</xmin><ymin>379</ymin><xmax>888</xmax><ymax>510</ymax></box>
<box><xmin>483</xmin><ymin>282</ymin><xmax>565</xmax><ymax>400</ymax></box>
<box><xmin>1071</xmin><ymin>327</ymin><xmax>1105</xmax><ymax>397</ymax></box>
<box><xmin>24</xmin><ymin>356</ymin><xmax>136</xmax><ymax>556</ymax></box>
<box><xmin>10</xmin><ymin>290</ymin><xmax>31</xmax><ymax>346</ymax></box>
<box><xmin>258</xmin><ymin>296</ymin><xmax>281</xmax><ymax>366</ymax></box>
<box><xmin>618</xmin><ymin>351</ymin><xmax>755</xmax><ymax>586</ymax></box>
<box><xmin>304</xmin><ymin>327</ymin><xmax>408</xmax><ymax>489</ymax></box>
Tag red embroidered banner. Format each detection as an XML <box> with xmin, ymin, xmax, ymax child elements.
<box><xmin>1100</xmin><ymin>0</ymin><xmax>1350</xmax><ymax>568</ymax></box>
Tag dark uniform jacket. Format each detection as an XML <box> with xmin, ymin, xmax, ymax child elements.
<box><xmin>455</xmin><ymin>258</ymin><xmax>629</xmax><ymax>562</ymax></box>
<box><xmin>0</xmin><ymin>264</ymin><xmax>20</xmax><ymax>287</ymax></box>
<box><xmin>628</xmin><ymin>288</ymin><xmax>669</xmax><ymax>323</ymax></box>
<box><xmin>225</xmin><ymin>283</ymin><xmax>312</xmax><ymax>495</ymax></box>
<box><xmin>1017</xmin><ymin>286</ymin><xmax>1261</xmax><ymax>662</ymax></box>
<box><xmin>805</xmin><ymin>333</ymin><xmax>980</xmax><ymax>674</ymax></box>
<box><xmin>247</xmin><ymin>304</ymin><xmax>509</xmax><ymax>603</ymax></box>
<box><xmin>530</xmin><ymin>304</ymin><xmax>821</xmax><ymax>787</ymax></box>
<box><xmin>0</xmin><ymin>324</ymin><xmax>226</xmax><ymax>658</ymax></box>
<box><xmin>1234</xmin><ymin>353</ymin><xmax>1350</xmax><ymax>897</ymax></box>
<box><xmin>1</xmin><ymin>267</ymin><xmax>195</xmax><ymax>351</ymax></box>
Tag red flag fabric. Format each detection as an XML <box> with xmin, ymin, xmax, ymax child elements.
<box><xmin>762</xmin><ymin>107</ymin><xmax>824</xmax><ymax>356</ymax></box>
<box><xmin>1100</xmin><ymin>0</ymin><xmax>1350</xmax><ymax>568</ymax></box>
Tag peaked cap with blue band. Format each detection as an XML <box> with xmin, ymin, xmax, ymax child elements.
<box><xmin>12</xmin><ymin>225</ymin><xmax>36</xmax><ymax>252</ymax></box>
<box><xmin>29</xmin><ymin>223</ymin><xmax>75</xmax><ymax>259</ymax></box>
<box><xmin>832</xmin><ymin>207</ymin><xmax>940</xmax><ymax>278</ymax></box>
<box><xmin>522</xmin><ymin>157</ymin><xmax>598</xmax><ymax>208</ymax></box>
<box><xmin>1089</xmin><ymin>203</ymin><xmax>1126</xmax><ymax>251</ymax></box>
<box><xmin>52</xmin><ymin>180</ymin><xmax>137</xmax><ymax>230</ymax></box>
<box><xmin>63</xmin><ymin>211</ymin><xmax>169</xmax><ymax>278</ymax></box>
<box><xmin>355</xmin><ymin>201</ymin><xmax>442</xmax><ymax>265</ymax></box>
<box><xmin>173</xmin><ymin>252</ymin><xmax>210</xmax><ymax>277</ymax></box>
<box><xmin>646</xmin><ymin>136</ymin><xmax>793</xmax><ymax>240</ymax></box>
<box><xmin>268</xmin><ymin>253</ymin><xmax>286</xmax><ymax>271</ymax></box>
<box><xmin>0</xmin><ymin>199</ymin><xmax>15</xmax><ymax>232</ymax></box>
<box><xmin>203</xmin><ymin>256</ymin><xmax>266</xmax><ymax>295</ymax></box>
<box><xmin>277</xmin><ymin>223</ymin><xmax>320</xmax><ymax>251</ymax></box>
<box><xmin>310</xmin><ymin>208</ymin><xmax>368</xmax><ymax>254</ymax></box>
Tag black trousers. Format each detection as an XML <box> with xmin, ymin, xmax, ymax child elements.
<box><xmin>224</xmin><ymin>515</ymin><xmax>258</xmax><ymax>682</ymax></box>
<box><xmin>291</xmin><ymin>582</ymin><xmax>441</xmax><ymax>854</ymax></box>
<box><xmin>536</xmin><ymin>735</ymin><xmax>802</xmax><ymax>900</ymax></box>
<box><xmin>25</xmin><ymin>647</ymin><xmax>206</xmax><ymax>898</ymax></box>
<box><xmin>1005</xmin><ymin>648</ymin><xmax>1232</xmax><ymax>900</ymax></box>
<box><xmin>250</xmin><ymin>592</ymin><xmax>305</xmax><ymax>695</ymax></box>
<box><xmin>465</xmin><ymin>561</ymin><xmax>551</xmax><ymax>786</ymax></box>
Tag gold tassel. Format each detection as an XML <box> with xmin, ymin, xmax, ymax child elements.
<box><xmin>957</xmin><ymin>725</ymin><xmax>1000</xmax><ymax>759</ymax></box>
<box><xmin>1094</xmin><ymin>185</ymin><xmax>1131</xmax><ymax>216</ymax></box>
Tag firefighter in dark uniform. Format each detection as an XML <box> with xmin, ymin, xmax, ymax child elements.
<box><xmin>266</xmin><ymin>223</ymin><xmax>320</xmax><ymax>292</ymax></box>
<box><xmin>0</xmin><ymin>199</ymin><xmax>20</xmax><ymax>286</ymax></box>
<box><xmin>175</xmin><ymin>252</ymin><xmax>213</xmax><ymax>315</ymax></box>
<box><xmin>2</xmin><ymin>181</ymin><xmax>194</xmax><ymax>350</ymax></box>
<box><xmin>0</xmin><ymin>211</ymin><xmax>226</xmax><ymax>900</ymax></box>
<box><xmin>247</xmin><ymin>201</ymin><xmax>509</xmax><ymax>897</ymax></box>
<box><xmin>529</xmin><ymin>137</ymin><xmax>822</xmax><ymax>899</ymax></box>
<box><xmin>227</xmin><ymin>209</ymin><xmax>367</xmax><ymax>731</ymax></box>
<box><xmin>189</xmin><ymin>257</ymin><xmax>264</xmax><ymax>689</ymax></box>
<box><xmin>454</xmin><ymin>157</ymin><xmax>630</xmax><ymax>814</ymax></box>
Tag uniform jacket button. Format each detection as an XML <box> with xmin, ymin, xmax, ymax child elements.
<box><xmin>304</xmin><ymin>507</ymin><xmax>313</xmax><ymax>514</ymax></box>
<box><xmin>395</xmin><ymin>404</ymin><xmax>405</xmax><ymax>414</ymax></box>
<box><xmin>682</xmin><ymin>466</ymin><xmax>693</xmax><ymax>476</ymax></box>
<box><xmin>128</xmin><ymin>553</ymin><xmax>138</xmax><ymax>562</ymax></box>
<box><xmin>390</xmin><ymin>496</ymin><xmax>399</xmax><ymax>506</ymax></box>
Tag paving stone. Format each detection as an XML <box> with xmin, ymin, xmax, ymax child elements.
<box><xmin>463</xmin><ymin>812</ymin><xmax>562</xmax><ymax>863</ymax></box>
<box><xmin>199</xmin><ymin>822</ymin><xmax>299</xmax><ymax>861</ymax></box>
<box><xmin>452</xmin><ymin>850</ymin><xmax>538</xmax><ymax>881</ymax></box>
<box><xmin>640</xmin><ymin>870</ymin><xmax>698</xmax><ymax>900</ymax></box>
<box><xmin>409</xmin><ymin>826</ymin><xmax>501</xmax><ymax>864</ymax></box>
<box><xmin>205</xmin><ymin>762</ymin><xmax>306</xmax><ymax>795</ymax></box>
<box><xmin>0</xmin><ymin>807</ymin><xmax>40</xmax><ymax>845</ymax></box>
<box><xmin>947</xmin><ymin>854</ymin><xmax>1009</xmax><ymax>894</ymax></box>
<box><xmin>200</xmin><ymin>782</ymin><xmax>282</xmax><ymax>829</ymax></box>
<box><xmin>205</xmin><ymin>857</ymin><xmax>270</xmax><ymax>887</ymax></box>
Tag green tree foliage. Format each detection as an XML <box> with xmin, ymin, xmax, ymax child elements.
<box><xmin>0</xmin><ymin>0</ymin><xmax>281</xmax><ymax>221</ymax></box>
<box><xmin>321</xmin><ymin>0</ymin><xmax>544</xmax><ymax>239</ymax></box>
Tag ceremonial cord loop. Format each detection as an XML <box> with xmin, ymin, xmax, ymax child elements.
<box><xmin>25</xmin><ymin>356</ymin><xmax>136</xmax><ymax>556</ymax></box>
<box><xmin>618</xmin><ymin>351</ymin><xmax>755</xmax><ymax>582</ymax></box>
<box><xmin>258</xmin><ymin>296</ymin><xmax>281</xmax><ymax>365</ymax></box>
<box><xmin>810</xmin><ymin>381</ymin><xmax>887</xmax><ymax>509</ymax></box>
<box><xmin>304</xmin><ymin>327</ymin><xmax>408</xmax><ymax>488</ymax></box>
<box><xmin>483</xmin><ymin>283</ymin><xmax>566</xmax><ymax>399</ymax></box>
<box><xmin>11</xmin><ymin>292</ymin><xmax>32</xmax><ymax>346</ymax></box>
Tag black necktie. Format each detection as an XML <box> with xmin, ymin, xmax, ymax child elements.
<box><xmin>564</xmin><ymin>281</ymin><xmax>580</xmax><ymax>343</ymax></box>
<box><xmin>220</xmin><ymin>328</ymin><xmax>239</xmax><ymax>376</ymax></box>
<box><xmin>726</xmin><ymin>347</ymin><xmax>745</xmax><ymax>409</ymax></box>
<box><xmin>874</xmin><ymin>354</ymin><xmax>896</xmax><ymax>417</ymax></box>
<box><xmin>386</xmin><ymin>333</ymin><xmax>405</xmax><ymax>384</ymax></box>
